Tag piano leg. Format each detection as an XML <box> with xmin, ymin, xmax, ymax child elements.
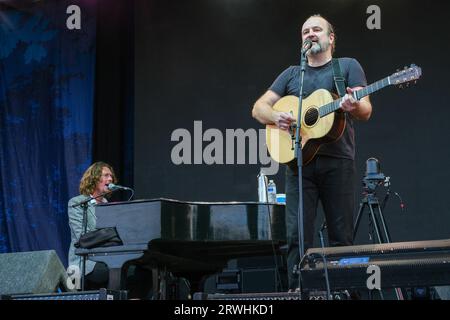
<box><xmin>151</xmin><ymin>268</ymin><xmax>160</xmax><ymax>299</ymax></box>
<box><xmin>151</xmin><ymin>269</ymin><xmax>176</xmax><ymax>300</ymax></box>
<box><xmin>150</xmin><ymin>268</ymin><xmax>194</xmax><ymax>300</ymax></box>
<box><xmin>108</xmin><ymin>267</ymin><xmax>123</xmax><ymax>291</ymax></box>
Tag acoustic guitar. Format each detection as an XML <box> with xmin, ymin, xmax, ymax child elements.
<box><xmin>266</xmin><ymin>64</ymin><xmax>422</xmax><ymax>165</ymax></box>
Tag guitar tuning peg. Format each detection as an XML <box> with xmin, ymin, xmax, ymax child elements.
<box><xmin>414</xmin><ymin>80</ymin><xmax>417</xmax><ymax>84</ymax></box>
<box><xmin>399</xmin><ymin>84</ymin><xmax>404</xmax><ymax>89</ymax></box>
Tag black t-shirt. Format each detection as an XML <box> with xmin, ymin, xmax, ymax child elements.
<box><xmin>269</xmin><ymin>57</ymin><xmax>367</xmax><ymax>160</ymax></box>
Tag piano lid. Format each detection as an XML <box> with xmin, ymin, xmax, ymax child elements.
<box><xmin>94</xmin><ymin>198</ymin><xmax>286</xmax><ymax>245</ymax></box>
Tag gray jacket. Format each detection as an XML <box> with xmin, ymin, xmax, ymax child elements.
<box><xmin>67</xmin><ymin>194</ymin><xmax>98</xmax><ymax>275</ymax></box>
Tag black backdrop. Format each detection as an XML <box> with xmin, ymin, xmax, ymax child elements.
<box><xmin>130</xmin><ymin>0</ymin><xmax>450</xmax><ymax>245</ymax></box>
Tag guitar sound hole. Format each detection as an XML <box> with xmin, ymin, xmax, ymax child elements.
<box><xmin>304</xmin><ymin>108</ymin><xmax>319</xmax><ymax>126</ymax></box>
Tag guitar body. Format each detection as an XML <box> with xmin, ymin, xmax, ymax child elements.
<box><xmin>266</xmin><ymin>89</ymin><xmax>346</xmax><ymax>165</ymax></box>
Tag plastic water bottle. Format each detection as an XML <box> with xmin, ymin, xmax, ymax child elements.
<box><xmin>267</xmin><ymin>180</ymin><xmax>277</xmax><ymax>203</ymax></box>
<box><xmin>257</xmin><ymin>170</ymin><xmax>268</xmax><ymax>202</ymax></box>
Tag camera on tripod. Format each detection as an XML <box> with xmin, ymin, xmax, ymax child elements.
<box><xmin>362</xmin><ymin>158</ymin><xmax>389</xmax><ymax>193</ymax></box>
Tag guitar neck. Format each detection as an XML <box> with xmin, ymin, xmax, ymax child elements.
<box><xmin>319</xmin><ymin>76</ymin><xmax>391</xmax><ymax>117</ymax></box>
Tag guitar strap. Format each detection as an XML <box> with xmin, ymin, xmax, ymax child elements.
<box><xmin>332</xmin><ymin>58</ymin><xmax>346</xmax><ymax>98</ymax></box>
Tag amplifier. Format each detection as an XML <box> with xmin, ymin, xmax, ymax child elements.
<box><xmin>300</xmin><ymin>239</ymin><xmax>450</xmax><ymax>290</ymax></box>
<box><xmin>0</xmin><ymin>288</ymin><xmax>128</xmax><ymax>300</ymax></box>
<box><xmin>202</xmin><ymin>268</ymin><xmax>281</xmax><ymax>294</ymax></box>
<box><xmin>193</xmin><ymin>290</ymin><xmax>349</xmax><ymax>300</ymax></box>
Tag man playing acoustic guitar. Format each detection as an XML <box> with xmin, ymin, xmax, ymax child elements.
<box><xmin>252</xmin><ymin>14</ymin><xmax>372</xmax><ymax>291</ymax></box>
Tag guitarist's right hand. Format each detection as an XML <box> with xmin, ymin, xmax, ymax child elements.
<box><xmin>273</xmin><ymin>111</ymin><xmax>296</xmax><ymax>131</ymax></box>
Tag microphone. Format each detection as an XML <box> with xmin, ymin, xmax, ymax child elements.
<box><xmin>302</xmin><ymin>38</ymin><xmax>313</xmax><ymax>54</ymax></box>
<box><xmin>107</xmin><ymin>183</ymin><xmax>132</xmax><ymax>191</ymax></box>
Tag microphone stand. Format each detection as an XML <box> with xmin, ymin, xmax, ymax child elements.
<box><xmin>318</xmin><ymin>222</ymin><xmax>331</xmax><ymax>299</ymax></box>
<box><xmin>293</xmin><ymin>47</ymin><xmax>308</xmax><ymax>297</ymax></box>
<box><xmin>71</xmin><ymin>191</ymin><xmax>111</xmax><ymax>291</ymax></box>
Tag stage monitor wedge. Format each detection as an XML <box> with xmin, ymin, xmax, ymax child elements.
<box><xmin>0</xmin><ymin>250</ymin><xmax>69</xmax><ymax>295</ymax></box>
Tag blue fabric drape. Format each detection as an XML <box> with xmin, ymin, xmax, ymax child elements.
<box><xmin>0</xmin><ymin>1</ymin><xmax>96</xmax><ymax>266</ymax></box>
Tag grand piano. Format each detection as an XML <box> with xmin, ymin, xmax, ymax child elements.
<box><xmin>75</xmin><ymin>198</ymin><xmax>286</xmax><ymax>297</ymax></box>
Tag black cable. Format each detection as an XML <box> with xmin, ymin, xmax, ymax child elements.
<box><xmin>126</xmin><ymin>188</ymin><xmax>135</xmax><ymax>201</ymax></box>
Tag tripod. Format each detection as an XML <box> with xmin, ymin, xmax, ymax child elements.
<box><xmin>353</xmin><ymin>179</ymin><xmax>404</xmax><ymax>300</ymax></box>
<box><xmin>353</xmin><ymin>187</ymin><xmax>392</xmax><ymax>244</ymax></box>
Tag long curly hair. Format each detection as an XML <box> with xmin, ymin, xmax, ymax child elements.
<box><xmin>79</xmin><ymin>162</ymin><xmax>117</xmax><ymax>196</ymax></box>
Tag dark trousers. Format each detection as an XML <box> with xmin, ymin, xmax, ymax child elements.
<box><xmin>85</xmin><ymin>262</ymin><xmax>153</xmax><ymax>299</ymax></box>
<box><xmin>85</xmin><ymin>262</ymin><xmax>109</xmax><ymax>288</ymax></box>
<box><xmin>285</xmin><ymin>155</ymin><xmax>355</xmax><ymax>289</ymax></box>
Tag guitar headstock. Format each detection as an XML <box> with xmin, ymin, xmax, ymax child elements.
<box><xmin>389</xmin><ymin>64</ymin><xmax>422</xmax><ymax>89</ymax></box>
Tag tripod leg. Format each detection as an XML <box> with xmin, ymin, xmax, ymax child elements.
<box><xmin>375</xmin><ymin>203</ymin><xmax>392</xmax><ymax>243</ymax></box>
<box><xmin>368</xmin><ymin>202</ymin><xmax>383</xmax><ymax>244</ymax></box>
<box><xmin>374</xmin><ymin>205</ymin><xmax>407</xmax><ymax>299</ymax></box>
<box><xmin>353</xmin><ymin>201</ymin><xmax>366</xmax><ymax>241</ymax></box>
<box><xmin>370</xmin><ymin>202</ymin><xmax>406</xmax><ymax>300</ymax></box>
